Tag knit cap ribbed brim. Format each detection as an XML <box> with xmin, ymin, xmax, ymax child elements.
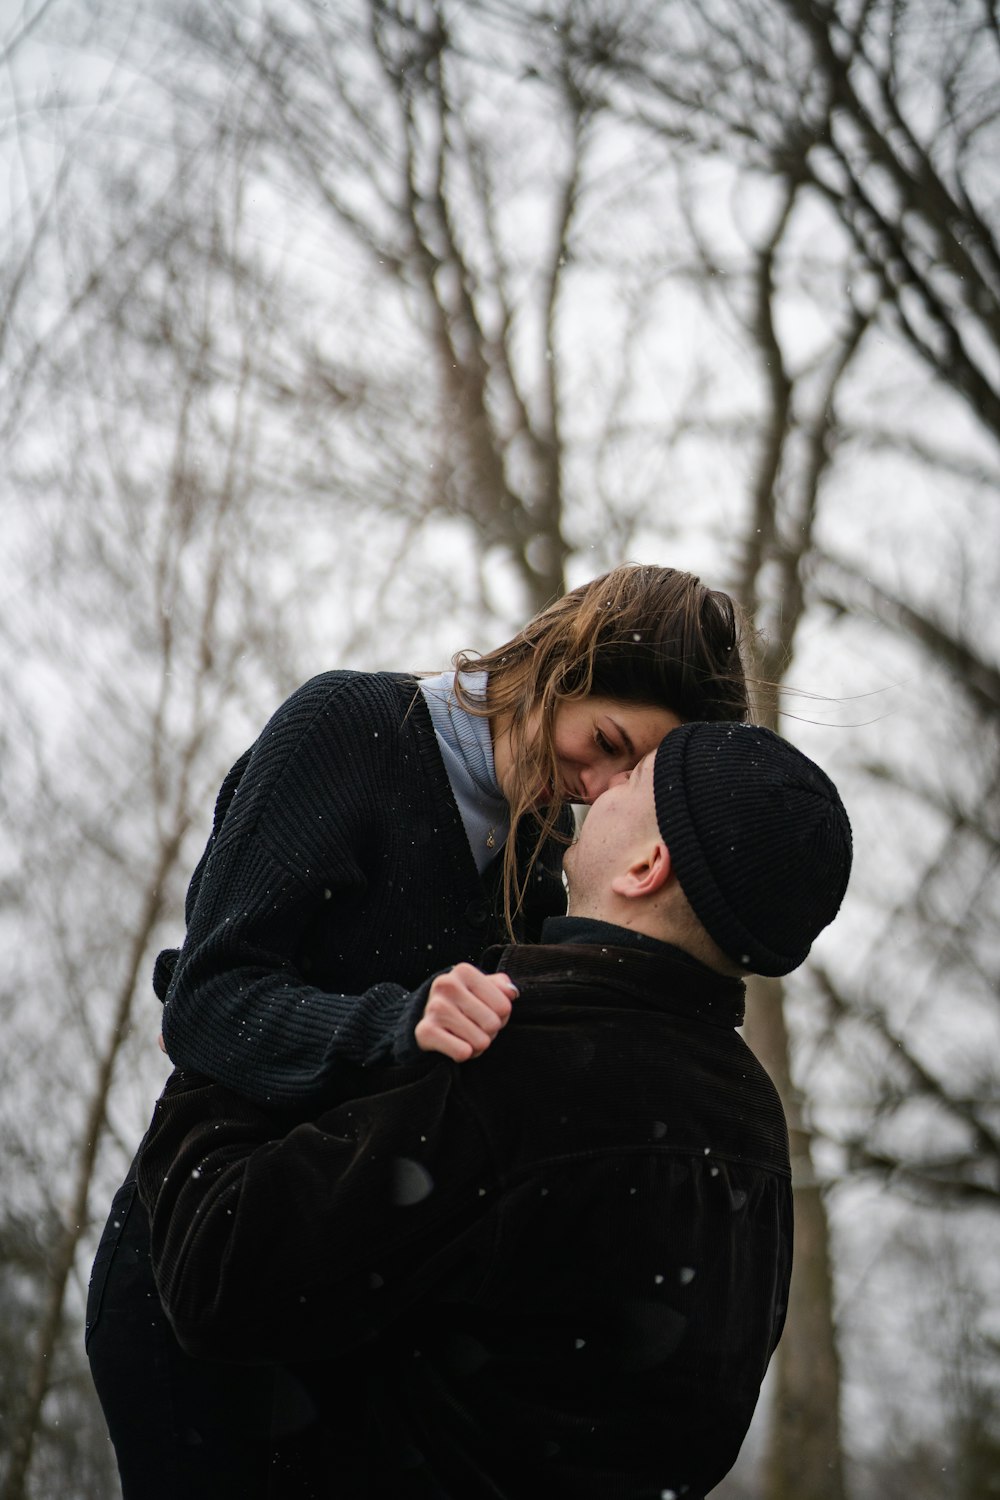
<box><xmin>653</xmin><ymin>722</ymin><xmax>852</xmax><ymax>977</ymax></box>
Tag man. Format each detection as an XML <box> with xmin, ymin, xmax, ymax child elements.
<box><xmin>137</xmin><ymin>722</ymin><xmax>852</xmax><ymax>1499</ymax></box>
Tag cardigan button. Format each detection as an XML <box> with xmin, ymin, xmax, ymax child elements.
<box><xmin>465</xmin><ymin>899</ymin><xmax>490</xmax><ymax>928</ymax></box>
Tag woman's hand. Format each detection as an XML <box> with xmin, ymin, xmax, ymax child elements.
<box><xmin>415</xmin><ymin>964</ymin><xmax>518</xmax><ymax>1063</ymax></box>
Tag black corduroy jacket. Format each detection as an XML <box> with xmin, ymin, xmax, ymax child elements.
<box><xmin>157</xmin><ymin>671</ymin><xmax>569</xmax><ymax>1108</ymax></box>
<box><xmin>138</xmin><ymin>931</ymin><xmax>793</xmax><ymax>1500</ymax></box>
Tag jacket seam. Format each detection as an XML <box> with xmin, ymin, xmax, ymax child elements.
<box><xmin>493</xmin><ymin>1142</ymin><xmax>792</xmax><ymax>1185</ymax></box>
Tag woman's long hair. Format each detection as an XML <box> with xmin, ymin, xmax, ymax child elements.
<box><xmin>454</xmin><ymin>564</ymin><xmax>751</xmax><ymax>937</ymax></box>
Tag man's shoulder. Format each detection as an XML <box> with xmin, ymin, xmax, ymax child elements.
<box><xmin>462</xmin><ymin>945</ymin><xmax>789</xmax><ymax>1176</ymax></box>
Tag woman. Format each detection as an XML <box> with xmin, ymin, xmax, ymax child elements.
<box><xmin>86</xmin><ymin>563</ymin><xmax>748</xmax><ymax>1498</ymax></box>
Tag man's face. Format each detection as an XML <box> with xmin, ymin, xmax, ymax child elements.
<box><xmin>563</xmin><ymin>747</ymin><xmax>662</xmax><ymax>909</ymax></box>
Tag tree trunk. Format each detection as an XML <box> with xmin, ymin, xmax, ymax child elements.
<box><xmin>740</xmin><ymin>657</ymin><xmax>846</xmax><ymax>1498</ymax></box>
<box><xmin>743</xmin><ymin>974</ymin><xmax>845</xmax><ymax>1500</ymax></box>
<box><xmin>0</xmin><ymin>839</ymin><xmax>180</xmax><ymax>1500</ymax></box>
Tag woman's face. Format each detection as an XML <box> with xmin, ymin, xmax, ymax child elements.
<box><xmin>495</xmin><ymin>696</ymin><xmax>682</xmax><ymax>806</ymax></box>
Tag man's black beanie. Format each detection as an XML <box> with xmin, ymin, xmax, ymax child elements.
<box><xmin>653</xmin><ymin>721</ymin><xmax>852</xmax><ymax>977</ymax></box>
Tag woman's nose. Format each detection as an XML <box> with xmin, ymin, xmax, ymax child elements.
<box><xmin>582</xmin><ymin>767</ymin><xmax>628</xmax><ymax>802</ymax></box>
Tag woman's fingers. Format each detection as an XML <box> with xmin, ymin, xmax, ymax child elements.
<box><xmin>415</xmin><ymin>964</ymin><xmax>518</xmax><ymax>1061</ymax></box>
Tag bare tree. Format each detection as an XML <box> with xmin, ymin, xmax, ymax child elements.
<box><xmin>164</xmin><ymin>0</ymin><xmax>595</xmax><ymax>611</ymax></box>
<box><xmin>4</xmin><ymin>1</ymin><xmax>999</xmax><ymax>1496</ymax></box>
<box><xmin>519</xmin><ymin>0</ymin><xmax>1000</xmax><ymax>1492</ymax></box>
<box><xmin>0</xmin><ymin>41</ymin><xmax>445</xmax><ymax>1490</ymax></box>
<box><xmin>805</xmin><ymin>557</ymin><xmax>1000</xmax><ymax>1214</ymax></box>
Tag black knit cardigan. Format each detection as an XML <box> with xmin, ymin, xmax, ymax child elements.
<box><xmin>157</xmin><ymin>671</ymin><xmax>570</xmax><ymax>1108</ymax></box>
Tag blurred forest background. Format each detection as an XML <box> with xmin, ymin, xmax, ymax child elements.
<box><xmin>1</xmin><ymin>0</ymin><xmax>998</xmax><ymax>1496</ymax></box>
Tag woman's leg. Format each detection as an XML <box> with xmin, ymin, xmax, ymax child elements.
<box><xmin>86</xmin><ymin>1157</ymin><xmax>276</xmax><ymax>1498</ymax></box>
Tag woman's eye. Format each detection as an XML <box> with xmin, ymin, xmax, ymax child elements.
<box><xmin>596</xmin><ymin>730</ymin><xmax>616</xmax><ymax>755</ymax></box>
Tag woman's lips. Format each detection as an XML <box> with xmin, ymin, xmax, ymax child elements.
<box><xmin>527</xmin><ymin>778</ymin><xmax>588</xmax><ymax>808</ymax></box>
<box><xmin>541</xmin><ymin>782</ymin><xmax>587</xmax><ymax>806</ymax></box>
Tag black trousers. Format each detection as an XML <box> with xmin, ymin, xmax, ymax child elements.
<box><xmin>86</xmin><ymin>1157</ymin><xmax>283</xmax><ymax>1499</ymax></box>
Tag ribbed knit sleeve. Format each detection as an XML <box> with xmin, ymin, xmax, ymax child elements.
<box><xmin>160</xmin><ymin>673</ymin><xmax>472</xmax><ymax>1108</ymax></box>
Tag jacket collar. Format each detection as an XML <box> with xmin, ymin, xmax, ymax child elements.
<box><xmin>483</xmin><ymin>919</ymin><xmax>746</xmax><ymax>1030</ymax></box>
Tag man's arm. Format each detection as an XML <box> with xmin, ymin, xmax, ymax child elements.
<box><xmin>137</xmin><ymin>1061</ymin><xmax>492</xmax><ymax>1364</ymax></box>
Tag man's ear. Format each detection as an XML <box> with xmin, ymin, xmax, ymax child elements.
<box><xmin>610</xmin><ymin>840</ymin><xmax>672</xmax><ymax>900</ymax></box>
